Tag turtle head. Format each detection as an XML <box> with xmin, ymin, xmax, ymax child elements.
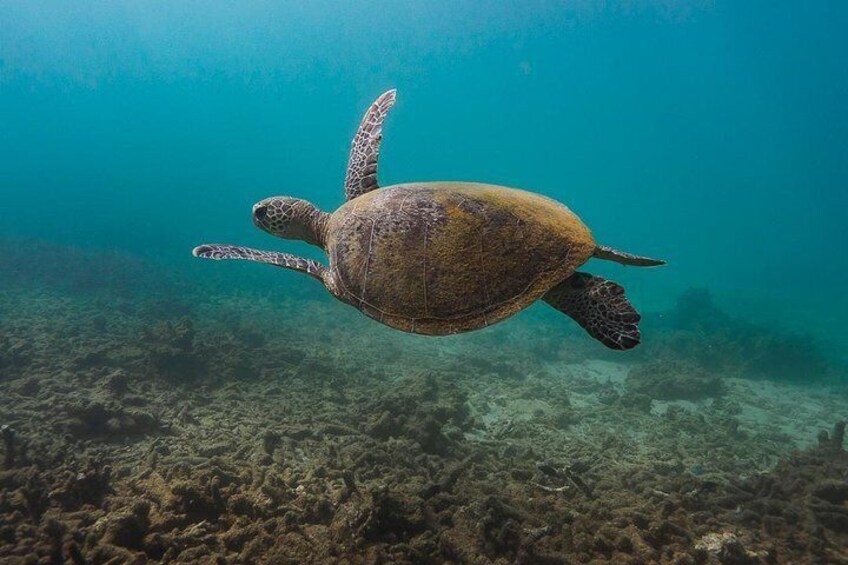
<box><xmin>252</xmin><ymin>196</ymin><xmax>328</xmax><ymax>248</ymax></box>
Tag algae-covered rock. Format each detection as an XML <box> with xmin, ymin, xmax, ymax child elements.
<box><xmin>355</xmin><ymin>486</ymin><xmax>429</xmax><ymax>543</ymax></box>
<box><xmin>810</xmin><ymin>479</ymin><xmax>848</xmax><ymax>505</ymax></box>
<box><xmin>96</xmin><ymin>500</ymin><xmax>151</xmax><ymax>550</ymax></box>
<box><xmin>62</xmin><ymin>401</ymin><xmax>164</xmax><ymax>438</ymax></box>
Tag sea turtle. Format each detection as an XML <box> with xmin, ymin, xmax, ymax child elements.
<box><xmin>193</xmin><ymin>90</ymin><xmax>664</xmax><ymax>349</ymax></box>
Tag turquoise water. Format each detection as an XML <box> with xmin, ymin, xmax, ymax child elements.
<box><xmin>3</xmin><ymin>5</ymin><xmax>848</xmax><ymax>563</ymax></box>
<box><xmin>2</xmin><ymin>2</ymin><xmax>846</xmax><ymax>348</ymax></box>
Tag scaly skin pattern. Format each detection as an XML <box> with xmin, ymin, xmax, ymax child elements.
<box><xmin>344</xmin><ymin>90</ymin><xmax>397</xmax><ymax>201</ymax></box>
<box><xmin>193</xmin><ymin>244</ymin><xmax>328</xmax><ymax>281</ymax></box>
<box><xmin>543</xmin><ymin>272</ymin><xmax>642</xmax><ymax>350</ymax></box>
<box><xmin>325</xmin><ymin>182</ymin><xmax>597</xmax><ymax>335</ymax></box>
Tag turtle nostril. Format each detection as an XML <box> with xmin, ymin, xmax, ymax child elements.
<box><xmin>254</xmin><ymin>205</ymin><xmax>267</xmax><ymax>221</ymax></box>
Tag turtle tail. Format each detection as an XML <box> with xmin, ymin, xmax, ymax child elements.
<box><xmin>593</xmin><ymin>245</ymin><xmax>665</xmax><ymax>267</ymax></box>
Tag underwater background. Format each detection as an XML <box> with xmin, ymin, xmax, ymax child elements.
<box><xmin>1</xmin><ymin>2</ymin><xmax>847</xmax><ymax>563</ymax></box>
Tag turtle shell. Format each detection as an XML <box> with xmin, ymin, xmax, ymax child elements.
<box><xmin>326</xmin><ymin>182</ymin><xmax>596</xmax><ymax>334</ymax></box>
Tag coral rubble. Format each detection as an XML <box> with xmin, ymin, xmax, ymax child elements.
<box><xmin>1</xmin><ymin>245</ymin><xmax>847</xmax><ymax>563</ymax></box>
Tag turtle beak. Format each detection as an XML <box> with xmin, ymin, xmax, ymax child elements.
<box><xmin>252</xmin><ymin>203</ymin><xmax>268</xmax><ymax>229</ymax></box>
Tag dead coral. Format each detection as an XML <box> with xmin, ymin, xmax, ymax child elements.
<box><xmin>695</xmin><ymin>421</ymin><xmax>848</xmax><ymax>557</ymax></box>
<box><xmin>2</xmin><ymin>424</ymin><xmax>17</xmax><ymax>468</ymax></box>
<box><xmin>818</xmin><ymin>420</ymin><xmax>846</xmax><ymax>454</ymax></box>
<box><xmin>102</xmin><ymin>369</ymin><xmax>130</xmax><ymax>397</ymax></box>
<box><xmin>354</xmin><ymin>486</ymin><xmax>430</xmax><ymax>543</ymax></box>
<box><xmin>53</xmin><ymin>459</ymin><xmax>113</xmax><ymax>510</ymax></box>
<box><xmin>694</xmin><ymin>531</ymin><xmax>759</xmax><ymax>564</ymax></box>
<box><xmin>0</xmin><ymin>334</ymin><xmax>32</xmax><ymax>378</ymax></box>
<box><xmin>2</xmin><ymin>260</ymin><xmax>847</xmax><ymax>564</ymax></box>
<box><xmin>364</xmin><ymin>372</ymin><xmax>473</xmax><ymax>455</ymax></box>
<box><xmin>143</xmin><ymin>318</ymin><xmax>206</xmax><ymax>381</ymax></box>
<box><xmin>62</xmin><ymin>400</ymin><xmax>164</xmax><ymax>438</ymax></box>
<box><xmin>93</xmin><ymin>499</ymin><xmax>151</xmax><ymax>550</ymax></box>
<box><xmin>627</xmin><ymin>360</ymin><xmax>726</xmax><ymax>401</ymax></box>
<box><xmin>477</xmin><ymin>495</ymin><xmax>526</xmax><ymax>558</ymax></box>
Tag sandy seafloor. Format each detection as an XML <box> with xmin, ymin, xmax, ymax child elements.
<box><xmin>1</xmin><ymin>242</ymin><xmax>847</xmax><ymax>564</ymax></box>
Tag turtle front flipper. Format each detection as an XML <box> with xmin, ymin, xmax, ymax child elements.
<box><xmin>543</xmin><ymin>272</ymin><xmax>641</xmax><ymax>350</ymax></box>
<box><xmin>344</xmin><ymin>89</ymin><xmax>397</xmax><ymax>201</ymax></box>
<box><xmin>193</xmin><ymin>244</ymin><xmax>332</xmax><ymax>286</ymax></box>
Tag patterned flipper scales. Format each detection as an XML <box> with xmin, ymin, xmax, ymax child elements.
<box><xmin>193</xmin><ymin>244</ymin><xmax>328</xmax><ymax>282</ymax></box>
<box><xmin>344</xmin><ymin>89</ymin><xmax>397</xmax><ymax>201</ymax></box>
<box><xmin>543</xmin><ymin>272</ymin><xmax>641</xmax><ymax>350</ymax></box>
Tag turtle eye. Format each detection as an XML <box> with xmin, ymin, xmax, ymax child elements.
<box><xmin>254</xmin><ymin>205</ymin><xmax>268</xmax><ymax>221</ymax></box>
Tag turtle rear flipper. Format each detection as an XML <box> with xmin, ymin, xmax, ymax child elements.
<box><xmin>543</xmin><ymin>272</ymin><xmax>641</xmax><ymax>350</ymax></box>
